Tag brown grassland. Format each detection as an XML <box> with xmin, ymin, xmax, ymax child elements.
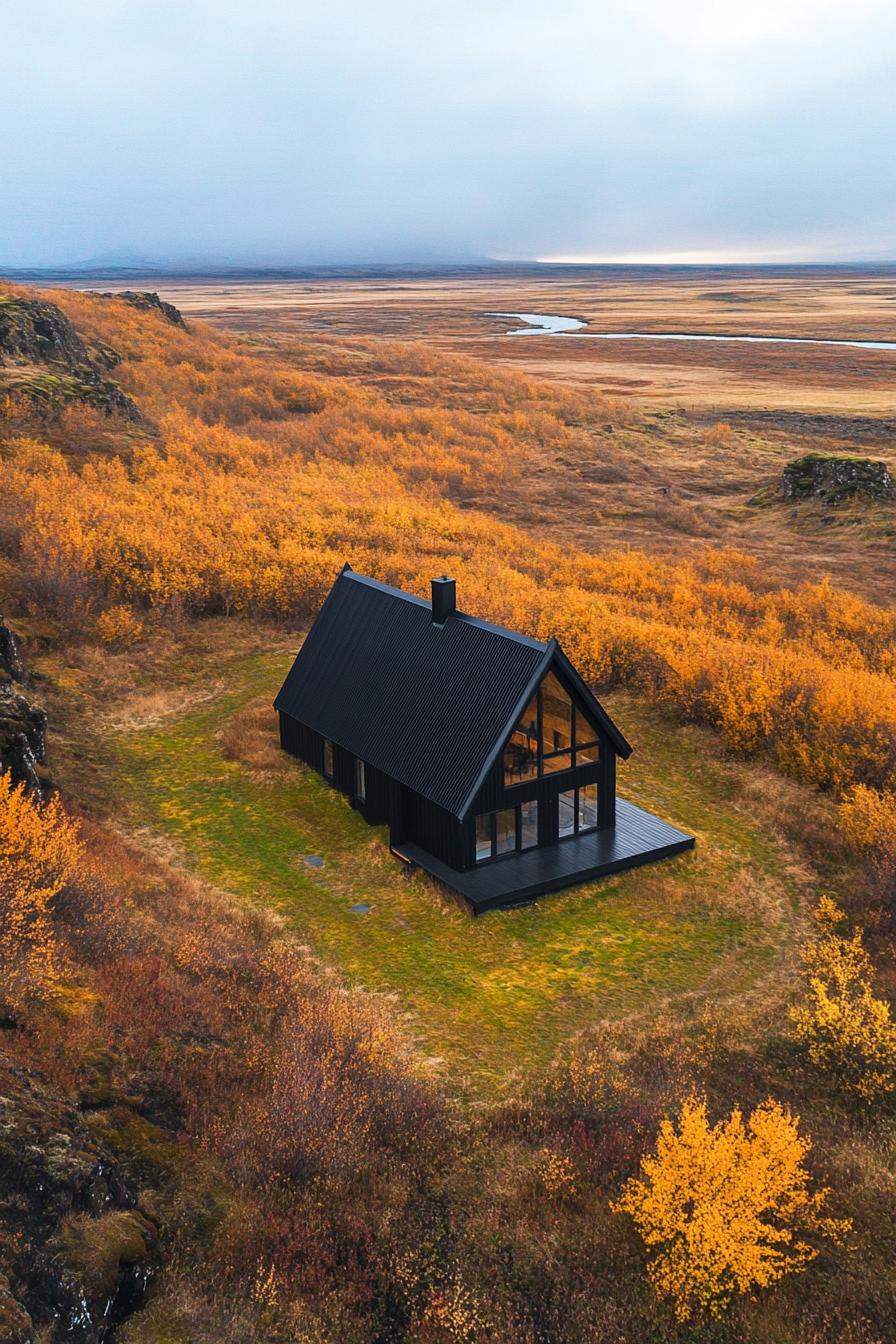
<box><xmin>1</xmin><ymin>269</ymin><xmax>896</xmax><ymax>1343</ymax></box>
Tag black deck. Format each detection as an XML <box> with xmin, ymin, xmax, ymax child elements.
<box><xmin>395</xmin><ymin>798</ymin><xmax>695</xmax><ymax>914</ymax></box>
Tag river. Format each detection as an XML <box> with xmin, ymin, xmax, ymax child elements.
<box><xmin>487</xmin><ymin>311</ymin><xmax>896</xmax><ymax>352</ymax></box>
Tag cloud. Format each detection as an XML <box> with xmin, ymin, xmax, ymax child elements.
<box><xmin>1</xmin><ymin>0</ymin><xmax>894</xmax><ymax>265</ymax></box>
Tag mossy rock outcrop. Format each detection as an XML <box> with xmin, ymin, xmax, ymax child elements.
<box><xmin>0</xmin><ymin>615</ymin><xmax>48</xmax><ymax>796</ymax></box>
<box><xmin>782</xmin><ymin>453</ymin><xmax>895</xmax><ymax>505</ymax></box>
<box><xmin>86</xmin><ymin>290</ymin><xmax>186</xmax><ymax>329</ymax></box>
<box><xmin>0</xmin><ymin>295</ymin><xmax>141</xmax><ymax>421</ymax></box>
<box><xmin>0</xmin><ymin>1056</ymin><xmax>156</xmax><ymax>1343</ymax></box>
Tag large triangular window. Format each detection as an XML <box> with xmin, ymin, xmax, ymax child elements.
<box><xmin>503</xmin><ymin>669</ymin><xmax>601</xmax><ymax>786</ymax></box>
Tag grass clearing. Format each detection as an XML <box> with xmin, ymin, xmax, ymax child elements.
<box><xmin>109</xmin><ymin>650</ymin><xmax>810</xmax><ymax>1090</ymax></box>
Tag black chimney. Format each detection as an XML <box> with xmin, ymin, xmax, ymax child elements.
<box><xmin>431</xmin><ymin>576</ymin><xmax>456</xmax><ymax>625</ymax></box>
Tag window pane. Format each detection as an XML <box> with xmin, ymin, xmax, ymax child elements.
<box><xmin>542</xmin><ymin>750</ymin><xmax>572</xmax><ymax>775</ymax></box>
<box><xmin>323</xmin><ymin>739</ymin><xmax>334</xmax><ymax>778</ymax></box>
<box><xmin>558</xmin><ymin>790</ymin><xmax>576</xmax><ymax>838</ymax></box>
<box><xmin>578</xmin><ymin>783</ymin><xmax>598</xmax><ymax>831</ymax></box>
<box><xmin>575</xmin><ymin>741</ymin><xmax>598</xmax><ymax>766</ymax></box>
<box><xmin>503</xmin><ymin>694</ymin><xmax>539</xmax><ymax>786</ymax></box>
<box><xmin>520</xmin><ymin>799</ymin><xmax>538</xmax><ymax>850</ymax></box>
<box><xmin>495</xmin><ymin>808</ymin><xmax>516</xmax><ymax>855</ymax></box>
<box><xmin>356</xmin><ymin>759</ymin><xmax>366</xmax><ymax>801</ymax></box>
<box><xmin>574</xmin><ymin>702</ymin><xmax>600</xmax><ymax>747</ymax></box>
<box><xmin>475</xmin><ymin>814</ymin><xmax>493</xmax><ymax>863</ymax></box>
<box><xmin>541</xmin><ymin>672</ymin><xmax>572</xmax><ymax>757</ymax></box>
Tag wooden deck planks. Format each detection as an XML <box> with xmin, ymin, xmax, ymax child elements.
<box><xmin>398</xmin><ymin>798</ymin><xmax>695</xmax><ymax>913</ymax></box>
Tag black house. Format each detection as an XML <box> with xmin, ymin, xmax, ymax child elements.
<box><xmin>274</xmin><ymin>566</ymin><xmax>694</xmax><ymax>913</ymax></box>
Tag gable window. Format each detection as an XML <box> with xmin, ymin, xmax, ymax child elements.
<box><xmin>502</xmin><ymin>693</ymin><xmax>538</xmax><ymax>785</ymax></box>
<box><xmin>503</xmin><ymin>670</ymin><xmax>602</xmax><ymax>786</ymax></box>
<box><xmin>475</xmin><ymin>801</ymin><xmax>540</xmax><ymax>863</ymax></box>
<box><xmin>323</xmin><ymin>738</ymin><xmax>335</xmax><ymax>779</ymax></box>
<box><xmin>355</xmin><ymin>758</ymin><xmax>366</xmax><ymax>802</ymax></box>
<box><xmin>559</xmin><ymin>784</ymin><xmax>599</xmax><ymax>839</ymax></box>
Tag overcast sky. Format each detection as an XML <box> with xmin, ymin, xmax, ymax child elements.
<box><xmin>2</xmin><ymin>0</ymin><xmax>894</xmax><ymax>266</ymax></box>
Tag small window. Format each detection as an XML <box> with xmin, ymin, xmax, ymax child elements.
<box><xmin>323</xmin><ymin>739</ymin><xmax>334</xmax><ymax>779</ymax></box>
<box><xmin>355</xmin><ymin>759</ymin><xmax>366</xmax><ymax>802</ymax></box>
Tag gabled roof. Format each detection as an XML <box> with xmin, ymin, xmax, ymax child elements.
<box><xmin>274</xmin><ymin>566</ymin><xmax>631</xmax><ymax>820</ymax></box>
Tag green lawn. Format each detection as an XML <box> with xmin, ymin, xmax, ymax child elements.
<box><xmin>110</xmin><ymin>651</ymin><xmax>803</xmax><ymax>1089</ymax></box>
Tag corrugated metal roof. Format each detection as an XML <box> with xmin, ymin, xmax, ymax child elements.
<box><xmin>274</xmin><ymin>566</ymin><xmax>630</xmax><ymax>819</ymax></box>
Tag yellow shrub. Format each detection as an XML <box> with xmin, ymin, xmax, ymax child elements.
<box><xmin>96</xmin><ymin>604</ymin><xmax>145</xmax><ymax>646</ymax></box>
<box><xmin>613</xmin><ymin>1095</ymin><xmax>849</xmax><ymax>1321</ymax></box>
<box><xmin>790</xmin><ymin>898</ymin><xmax>896</xmax><ymax>1101</ymax></box>
<box><xmin>0</xmin><ymin>772</ymin><xmax>83</xmax><ymax>1003</ymax></box>
<box><xmin>839</xmin><ymin>784</ymin><xmax>896</xmax><ymax>866</ymax></box>
<box><xmin>535</xmin><ymin>1147</ymin><xmax>578</xmax><ymax>1200</ymax></box>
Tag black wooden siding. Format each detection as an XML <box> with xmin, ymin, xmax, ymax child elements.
<box><xmin>278</xmin><ymin>711</ymin><xmax>466</xmax><ymax>868</ymax></box>
<box><xmin>280</xmin><ymin>697</ymin><xmax>621</xmax><ymax>876</ymax></box>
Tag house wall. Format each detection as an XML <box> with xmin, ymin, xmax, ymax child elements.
<box><xmin>277</xmin><ymin>711</ymin><xmax>466</xmax><ymax>868</ymax></box>
<box><xmin>278</xmin><ymin>710</ymin><xmax>619</xmax><ymax>877</ymax></box>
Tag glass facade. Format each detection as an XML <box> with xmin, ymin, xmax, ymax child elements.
<box><xmin>502</xmin><ymin>694</ymin><xmax>538</xmax><ymax>784</ymax></box>
<box><xmin>476</xmin><ymin>814</ymin><xmax>493</xmax><ymax>862</ymax></box>
<box><xmin>495</xmin><ymin>808</ymin><xmax>516</xmax><ymax>855</ymax></box>
<box><xmin>520</xmin><ymin>799</ymin><xmax>538</xmax><ymax>850</ymax></box>
<box><xmin>578</xmin><ymin>783</ymin><xmax>598</xmax><ymax>831</ymax></box>
<box><xmin>475</xmin><ymin>800</ymin><xmax>540</xmax><ymax>862</ymax></box>
<box><xmin>355</xmin><ymin>759</ymin><xmax>366</xmax><ymax>802</ymax></box>
<box><xmin>559</xmin><ymin>784</ymin><xmax>599</xmax><ymax>840</ymax></box>
<box><xmin>558</xmin><ymin>789</ymin><xmax>576</xmax><ymax>837</ymax></box>
<box><xmin>541</xmin><ymin>672</ymin><xmax>572</xmax><ymax>757</ymax></box>
<box><xmin>503</xmin><ymin>669</ymin><xmax>602</xmax><ymax>787</ymax></box>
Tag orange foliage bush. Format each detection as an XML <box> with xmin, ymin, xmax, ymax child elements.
<box><xmin>0</xmin><ymin>772</ymin><xmax>82</xmax><ymax>1004</ymax></box>
<box><xmin>839</xmin><ymin>784</ymin><xmax>896</xmax><ymax>875</ymax></box>
<box><xmin>614</xmin><ymin>1095</ymin><xmax>850</xmax><ymax>1322</ymax></box>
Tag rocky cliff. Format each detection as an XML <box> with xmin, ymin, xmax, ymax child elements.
<box><xmin>0</xmin><ymin>1056</ymin><xmax>156</xmax><ymax>1344</ymax></box>
<box><xmin>86</xmin><ymin>290</ymin><xmax>186</xmax><ymax>329</ymax></box>
<box><xmin>0</xmin><ymin>615</ymin><xmax>48</xmax><ymax>797</ymax></box>
<box><xmin>0</xmin><ymin>296</ymin><xmax>141</xmax><ymax>421</ymax></box>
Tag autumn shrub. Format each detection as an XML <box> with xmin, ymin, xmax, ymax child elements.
<box><xmin>613</xmin><ymin>1094</ymin><xmax>850</xmax><ymax>1322</ymax></box>
<box><xmin>96</xmin><ymin>603</ymin><xmax>145</xmax><ymax>646</ymax></box>
<box><xmin>0</xmin><ymin>771</ymin><xmax>82</xmax><ymax>1005</ymax></box>
<box><xmin>839</xmin><ymin>784</ymin><xmax>896</xmax><ymax>894</ymax></box>
<box><xmin>790</xmin><ymin>897</ymin><xmax>896</xmax><ymax>1102</ymax></box>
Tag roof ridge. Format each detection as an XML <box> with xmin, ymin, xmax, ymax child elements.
<box><xmin>340</xmin><ymin>568</ymin><xmax>549</xmax><ymax>652</ymax></box>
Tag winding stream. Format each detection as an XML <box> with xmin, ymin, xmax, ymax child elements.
<box><xmin>488</xmin><ymin>311</ymin><xmax>896</xmax><ymax>352</ymax></box>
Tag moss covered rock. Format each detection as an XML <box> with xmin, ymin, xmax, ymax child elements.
<box><xmin>0</xmin><ymin>1056</ymin><xmax>156</xmax><ymax>1343</ymax></box>
<box><xmin>782</xmin><ymin>453</ymin><xmax>895</xmax><ymax>504</ymax></box>
<box><xmin>0</xmin><ymin>295</ymin><xmax>141</xmax><ymax>422</ymax></box>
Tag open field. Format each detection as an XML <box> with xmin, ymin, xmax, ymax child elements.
<box><xmin>42</xmin><ymin>266</ymin><xmax>896</xmax><ymax>603</ymax></box>
<box><xmin>63</xmin><ymin>641</ymin><xmax>835</xmax><ymax>1091</ymax></box>
<box><xmin>56</xmin><ymin>264</ymin><xmax>896</xmax><ymax>413</ymax></box>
